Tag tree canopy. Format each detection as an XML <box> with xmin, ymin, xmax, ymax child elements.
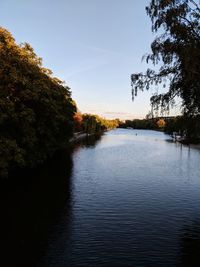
<box><xmin>0</xmin><ymin>27</ymin><xmax>76</xmax><ymax>177</ymax></box>
<box><xmin>119</xmin><ymin>118</ymin><xmax>160</xmax><ymax>130</ymax></box>
<box><xmin>131</xmin><ymin>0</ymin><xmax>200</xmax><ymax>116</ymax></box>
<box><xmin>82</xmin><ymin>114</ymin><xmax>119</xmax><ymax>134</ymax></box>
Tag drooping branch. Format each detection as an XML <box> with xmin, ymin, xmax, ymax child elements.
<box><xmin>131</xmin><ymin>0</ymin><xmax>200</xmax><ymax>115</ymax></box>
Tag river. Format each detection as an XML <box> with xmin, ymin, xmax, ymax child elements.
<box><xmin>1</xmin><ymin>129</ymin><xmax>200</xmax><ymax>266</ymax></box>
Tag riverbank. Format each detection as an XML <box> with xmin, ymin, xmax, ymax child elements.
<box><xmin>69</xmin><ymin>132</ymin><xmax>90</xmax><ymax>143</ymax></box>
<box><xmin>69</xmin><ymin>129</ymin><xmax>112</xmax><ymax>143</ymax></box>
<box><xmin>171</xmin><ymin>134</ymin><xmax>200</xmax><ymax>145</ymax></box>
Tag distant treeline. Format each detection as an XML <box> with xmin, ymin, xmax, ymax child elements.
<box><xmin>74</xmin><ymin>112</ymin><xmax>119</xmax><ymax>134</ymax></box>
<box><xmin>119</xmin><ymin>118</ymin><xmax>165</xmax><ymax>130</ymax></box>
<box><xmin>120</xmin><ymin>116</ymin><xmax>200</xmax><ymax>143</ymax></box>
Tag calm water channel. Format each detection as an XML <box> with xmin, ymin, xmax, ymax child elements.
<box><xmin>1</xmin><ymin>129</ymin><xmax>200</xmax><ymax>266</ymax></box>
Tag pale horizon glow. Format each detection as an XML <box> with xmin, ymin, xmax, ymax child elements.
<box><xmin>0</xmin><ymin>0</ymin><xmax>181</xmax><ymax>119</ymax></box>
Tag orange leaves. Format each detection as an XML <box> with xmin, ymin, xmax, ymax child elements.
<box><xmin>156</xmin><ymin>118</ymin><xmax>166</xmax><ymax>128</ymax></box>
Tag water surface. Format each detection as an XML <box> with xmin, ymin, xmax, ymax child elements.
<box><xmin>2</xmin><ymin>129</ymin><xmax>200</xmax><ymax>266</ymax></box>
<box><xmin>45</xmin><ymin>129</ymin><xmax>200</xmax><ymax>266</ymax></box>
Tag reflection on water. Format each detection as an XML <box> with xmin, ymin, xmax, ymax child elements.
<box><xmin>0</xmin><ymin>135</ymin><xmax>102</xmax><ymax>267</ymax></box>
<box><xmin>1</xmin><ymin>129</ymin><xmax>200</xmax><ymax>266</ymax></box>
<box><xmin>178</xmin><ymin>221</ymin><xmax>200</xmax><ymax>267</ymax></box>
<box><xmin>73</xmin><ymin>133</ymin><xmax>103</xmax><ymax>149</ymax></box>
<box><xmin>0</xmin><ymin>150</ymin><xmax>73</xmax><ymax>267</ymax></box>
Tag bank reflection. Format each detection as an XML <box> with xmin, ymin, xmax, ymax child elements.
<box><xmin>0</xmin><ymin>150</ymin><xmax>73</xmax><ymax>267</ymax></box>
<box><xmin>178</xmin><ymin>220</ymin><xmax>200</xmax><ymax>267</ymax></box>
<box><xmin>0</xmin><ymin>135</ymin><xmax>103</xmax><ymax>267</ymax></box>
<box><xmin>73</xmin><ymin>134</ymin><xmax>103</xmax><ymax>150</ymax></box>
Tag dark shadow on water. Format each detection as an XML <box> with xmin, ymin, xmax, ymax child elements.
<box><xmin>178</xmin><ymin>220</ymin><xmax>200</xmax><ymax>267</ymax></box>
<box><xmin>0</xmin><ymin>149</ymin><xmax>73</xmax><ymax>267</ymax></box>
<box><xmin>73</xmin><ymin>133</ymin><xmax>103</xmax><ymax>151</ymax></box>
<box><xmin>84</xmin><ymin>133</ymin><xmax>103</xmax><ymax>147</ymax></box>
<box><xmin>0</xmin><ymin>134</ymin><xmax>103</xmax><ymax>267</ymax></box>
<box><xmin>165</xmin><ymin>139</ymin><xmax>174</xmax><ymax>143</ymax></box>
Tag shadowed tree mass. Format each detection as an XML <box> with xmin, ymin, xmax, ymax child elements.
<box><xmin>0</xmin><ymin>27</ymin><xmax>76</xmax><ymax>177</ymax></box>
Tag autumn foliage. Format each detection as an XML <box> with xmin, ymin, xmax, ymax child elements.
<box><xmin>0</xmin><ymin>27</ymin><xmax>76</xmax><ymax>177</ymax></box>
<box><xmin>156</xmin><ymin>119</ymin><xmax>166</xmax><ymax>128</ymax></box>
<box><xmin>73</xmin><ymin>112</ymin><xmax>83</xmax><ymax>132</ymax></box>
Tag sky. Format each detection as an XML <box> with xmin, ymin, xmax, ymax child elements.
<box><xmin>0</xmin><ymin>0</ymin><xmax>181</xmax><ymax>119</ymax></box>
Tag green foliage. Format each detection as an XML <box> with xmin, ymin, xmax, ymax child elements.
<box><xmin>82</xmin><ymin>114</ymin><xmax>119</xmax><ymax>134</ymax></box>
<box><xmin>131</xmin><ymin>0</ymin><xmax>200</xmax><ymax>115</ymax></box>
<box><xmin>119</xmin><ymin>119</ymin><xmax>157</xmax><ymax>130</ymax></box>
<box><xmin>164</xmin><ymin>115</ymin><xmax>200</xmax><ymax>142</ymax></box>
<box><xmin>0</xmin><ymin>27</ymin><xmax>76</xmax><ymax>177</ymax></box>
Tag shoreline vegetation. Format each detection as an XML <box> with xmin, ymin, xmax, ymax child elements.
<box><xmin>0</xmin><ymin>27</ymin><xmax>75</xmax><ymax>178</ymax></box>
<box><xmin>119</xmin><ymin>116</ymin><xmax>200</xmax><ymax>144</ymax></box>
<box><xmin>0</xmin><ymin>27</ymin><xmax>118</xmax><ymax>178</ymax></box>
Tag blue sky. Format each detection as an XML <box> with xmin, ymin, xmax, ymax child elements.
<box><xmin>0</xmin><ymin>0</ymin><xmax>179</xmax><ymax>119</ymax></box>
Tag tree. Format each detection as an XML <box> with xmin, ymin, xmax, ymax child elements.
<box><xmin>0</xmin><ymin>27</ymin><xmax>76</xmax><ymax>177</ymax></box>
<box><xmin>156</xmin><ymin>118</ymin><xmax>166</xmax><ymax>128</ymax></box>
<box><xmin>73</xmin><ymin>111</ymin><xmax>83</xmax><ymax>132</ymax></box>
<box><xmin>131</xmin><ymin>0</ymin><xmax>200</xmax><ymax>116</ymax></box>
<box><xmin>82</xmin><ymin>114</ymin><xmax>118</xmax><ymax>134</ymax></box>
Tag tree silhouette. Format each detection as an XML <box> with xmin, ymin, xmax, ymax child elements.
<box><xmin>131</xmin><ymin>0</ymin><xmax>200</xmax><ymax>116</ymax></box>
